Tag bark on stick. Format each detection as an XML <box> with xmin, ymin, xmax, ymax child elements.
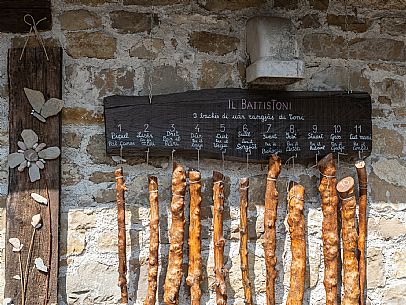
<box><xmin>337</xmin><ymin>177</ymin><xmax>360</xmax><ymax>305</ymax></box>
<box><xmin>239</xmin><ymin>178</ymin><xmax>253</xmax><ymax>305</ymax></box>
<box><xmin>287</xmin><ymin>183</ymin><xmax>306</xmax><ymax>305</ymax></box>
<box><xmin>164</xmin><ymin>163</ymin><xmax>187</xmax><ymax>305</ymax></box>
<box><xmin>186</xmin><ymin>170</ymin><xmax>202</xmax><ymax>305</ymax></box>
<box><xmin>213</xmin><ymin>171</ymin><xmax>227</xmax><ymax>305</ymax></box>
<box><xmin>115</xmin><ymin>168</ymin><xmax>128</xmax><ymax>304</ymax></box>
<box><xmin>318</xmin><ymin>153</ymin><xmax>339</xmax><ymax>305</ymax></box>
<box><xmin>355</xmin><ymin>160</ymin><xmax>367</xmax><ymax>305</ymax></box>
<box><xmin>264</xmin><ymin>155</ymin><xmax>282</xmax><ymax>305</ymax></box>
<box><xmin>144</xmin><ymin>176</ymin><xmax>159</xmax><ymax>305</ymax></box>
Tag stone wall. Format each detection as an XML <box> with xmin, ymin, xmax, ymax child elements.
<box><xmin>0</xmin><ymin>0</ymin><xmax>405</xmax><ymax>304</ymax></box>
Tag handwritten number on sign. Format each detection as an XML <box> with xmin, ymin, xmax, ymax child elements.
<box><xmin>195</xmin><ymin>124</ymin><xmax>200</xmax><ymax>133</ymax></box>
<box><xmin>118</xmin><ymin>124</ymin><xmax>122</xmax><ymax>132</ymax></box>
<box><xmin>312</xmin><ymin>125</ymin><xmax>318</xmax><ymax>133</ymax></box>
<box><xmin>334</xmin><ymin>125</ymin><xmax>342</xmax><ymax>133</ymax></box>
<box><xmin>266</xmin><ymin>124</ymin><xmax>272</xmax><ymax>133</ymax></box>
<box><xmin>290</xmin><ymin>125</ymin><xmax>295</xmax><ymax>133</ymax></box>
<box><xmin>354</xmin><ymin>125</ymin><xmax>362</xmax><ymax>133</ymax></box>
<box><xmin>170</xmin><ymin>124</ymin><xmax>176</xmax><ymax>132</ymax></box>
<box><xmin>144</xmin><ymin>123</ymin><xmax>149</xmax><ymax>132</ymax></box>
<box><xmin>243</xmin><ymin>124</ymin><xmax>248</xmax><ymax>132</ymax></box>
<box><xmin>220</xmin><ymin>124</ymin><xmax>226</xmax><ymax>133</ymax></box>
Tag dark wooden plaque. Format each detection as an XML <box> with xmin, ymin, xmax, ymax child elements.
<box><xmin>0</xmin><ymin>0</ymin><xmax>52</xmax><ymax>33</ymax></box>
<box><xmin>104</xmin><ymin>89</ymin><xmax>372</xmax><ymax>162</ymax></box>
<box><xmin>6</xmin><ymin>47</ymin><xmax>61</xmax><ymax>305</ymax></box>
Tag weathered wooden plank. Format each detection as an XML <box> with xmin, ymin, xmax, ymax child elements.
<box><xmin>6</xmin><ymin>47</ymin><xmax>61</xmax><ymax>305</ymax></box>
<box><xmin>0</xmin><ymin>1</ymin><xmax>51</xmax><ymax>33</ymax></box>
<box><xmin>104</xmin><ymin>90</ymin><xmax>372</xmax><ymax>163</ymax></box>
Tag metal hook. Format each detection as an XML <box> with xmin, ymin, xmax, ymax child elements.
<box><xmin>120</xmin><ymin>144</ymin><xmax>123</xmax><ymax>159</ymax></box>
<box><xmin>171</xmin><ymin>149</ymin><xmax>175</xmax><ymax>165</ymax></box>
<box><xmin>146</xmin><ymin>148</ymin><xmax>150</xmax><ymax>166</ymax></box>
<box><xmin>222</xmin><ymin>151</ymin><xmax>225</xmax><ymax>173</ymax></box>
<box><xmin>197</xmin><ymin>149</ymin><xmax>200</xmax><ymax>171</ymax></box>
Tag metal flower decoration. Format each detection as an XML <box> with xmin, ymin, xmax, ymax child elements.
<box><xmin>8</xmin><ymin>129</ymin><xmax>60</xmax><ymax>182</ymax></box>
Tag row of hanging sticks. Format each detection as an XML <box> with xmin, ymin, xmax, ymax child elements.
<box><xmin>115</xmin><ymin>152</ymin><xmax>367</xmax><ymax>305</ymax></box>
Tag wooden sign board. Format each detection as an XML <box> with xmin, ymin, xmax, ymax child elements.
<box><xmin>0</xmin><ymin>1</ymin><xmax>51</xmax><ymax>33</ymax></box>
<box><xmin>6</xmin><ymin>47</ymin><xmax>61</xmax><ymax>305</ymax></box>
<box><xmin>104</xmin><ymin>89</ymin><xmax>372</xmax><ymax>162</ymax></box>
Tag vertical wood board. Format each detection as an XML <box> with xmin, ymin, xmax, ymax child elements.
<box><xmin>6</xmin><ymin>47</ymin><xmax>62</xmax><ymax>305</ymax></box>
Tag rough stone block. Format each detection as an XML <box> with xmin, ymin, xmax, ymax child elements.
<box><xmin>65</xmin><ymin>0</ymin><xmax>116</xmax><ymax>4</ymax></box>
<box><xmin>380</xmin><ymin>17</ymin><xmax>406</xmax><ymax>36</ymax></box>
<box><xmin>369</xmin><ymin>217</ymin><xmax>406</xmax><ymax>240</ymax></box>
<box><xmin>309</xmin><ymin>0</ymin><xmax>329</xmax><ymax>10</ymax></box>
<box><xmin>62</xmin><ymin>108</ymin><xmax>103</xmax><ymax>125</ymax></box>
<box><xmin>68</xmin><ymin>210</ymin><xmax>97</xmax><ymax>231</ymax></box>
<box><xmin>198</xmin><ymin>61</ymin><xmax>233</xmax><ymax>89</ymax></box>
<box><xmin>303</xmin><ymin>33</ymin><xmax>405</xmax><ymax>61</ymax></box>
<box><xmin>67</xmin><ymin>231</ymin><xmax>86</xmax><ymax>255</ymax></box>
<box><xmin>59</xmin><ymin>10</ymin><xmax>102</xmax><ymax>30</ymax></box>
<box><xmin>366</xmin><ymin>247</ymin><xmax>386</xmax><ymax>288</ymax></box>
<box><xmin>62</xmin><ymin>132</ymin><xmax>83</xmax><ymax>149</ymax></box>
<box><xmin>197</xmin><ymin>0</ymin><xmax>263</xmax><ymax>11</ymax></box>
<box><xmin>326</xmin><ymin>14</ymin><xmax>371</xmax><ymax>32</ymax></box>
<box><xmin>129</xmin><ymin>38</ymin><xmax>164</xmax><ymax>59</ymax></box>
<box><xmin>124</xmin><ymin>0</ymin><xmax>187</xmax><ymax>4</ymax></box>
<box><xmin>89</xmin><ymin>171</ymin><xmax>114</xmax><ymax>184</ymax></box>
<box><xmin>347</xmin><ymin>0</ymin><xmax>406</xmax><ymax>10</ymax></box>
<box><xmin>142</xmin><ymin>65</ymin><xmax>192</xmax><ymax>95</ymax></box>
<box><xmin>110</xmin><ymin>11</ymin><xmax>158</xmax><ymax>34</ymax></box>
<box><xmin>374</xmin><ymin>78</ymin><xmax>405</xmax><ymax>106</ymax></box>
<box><xmin>300</xmin><ymin>14</ymin><xmax>321</xmax><ymax>28</ymax></box>
<box><xmin>66</xmin><ymin>32</ymin><xmax>117</xmax><ymax>59</ymax></box>
<box><xmin>372</xmin><ymin>126</ymin><xmax>404</xmax><ymax>156</ymax></box>
<box><xmin>189</xmin><ymin>31</ymin><xmax>240</xmax><ymax>56</ymax></box>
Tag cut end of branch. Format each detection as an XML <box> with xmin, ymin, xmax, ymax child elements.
<box><xmin>318</xmin><ymin>153</ymin><xmax>336</xmax><ymax>176</ymax></box>
<box><xmin>239</xmin><ymin>177</ymin><xmax>249</xmax><ymax>188</ymax></box>
<box><xmin>148</xmin><ymin>176</ymin><xmax>158</xmax><ymax>191</ymax></box>
<box><xmin>337</xmin><ymin>176</ymin><xmax>355</xmax><ymax>195</ymax></box>
<box><xmin>355</xmin><ymin>160</ymin><xmax>366</xmax><ymax>169</ymax></box>
<box><xmin>189</xmin><ymin>170</ymin><xmax>201</xmax><ymax>182</ymax></box>
<box><xmin>213</xmin><ymin>171</ymin><xmax>224</xmax><ymax>183</ymax></box>
<box><xmin>115</xmin><ymin>167</ymin><xmax>124</xmax><ymax>178</ymax></box>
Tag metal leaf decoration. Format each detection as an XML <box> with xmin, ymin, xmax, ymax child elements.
<box><xmin>31</xmin><ymin>214</ymin><xmax>42</xmax><ymax>229</ymax></box>
<box><xmin>8</xmin><ymin>238</ymin><xmax>23</xmax><ymax>252</ymax></box>
<box><xmin>34</xmin><ymin>257</ymin><xmax>48</xmax><ymax>273</ymax></box>
<box><xmin>31</xmin><ymin>193</ymin><xmax>48</xmax><ymax>205</ymax></box>
<box><xmin>24</xmin><ymin>87</ymin><xmax>64</xmax><ymax>123</ymax></box>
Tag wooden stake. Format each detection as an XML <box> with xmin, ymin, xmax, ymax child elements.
<box><xmin>115</xmin><ymin>168</ymin><xmax>128</xmax><ymax>304</ymax></box>
<box><xmin>164</xmin><ymin>163</ymin><xmax>187</xmax><ymax>305</ymax></box>
<box><xmin>264</xmin><ymin>155</ymin><xmax>281</xmax><ymax>305</ymax></box>
<box><xmin>318</xmin><ymin>153</ymin><xmax>339</xmax><ymax>305</ymax></box>
<box><xmin>186</xmin><ymin>170</ymin><xmax>202</xmax><ymax>305</ymax></box>
<box><xmin>213</xmin><ymin>171</ymin><xmax>227</xmax><ymax>305</ymax></box>
<box><xmin>355</xmin><ymin>160</ymin><xmax>367</xmax><ymax>305</ymax></box>
<box><xmin>287</xmin><ymin>183</ymin><xmax>306</xmax><ymax>305</ymax></box>
<box><xmin>337</xmin><ymin>177</ymin><xmax>360</xmax><ymax>305</ymax></box>
<box><xmin>239</xmin><ymin>178</ymin><xmax>253</xmax><ymax>305</ymax></box>
<box><xmin>144</xmin><ymin>176</ymin><xmax>159</xmax><ymax>305</ymax></box>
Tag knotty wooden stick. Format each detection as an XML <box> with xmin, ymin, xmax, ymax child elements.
<box><xmin>213</xmin><ymin>171</ymin><xmax>227</xmax><ymax>305</ymax></box>
<box><xmin>287</xmin><ymin>183</ymin><xmax>306</xmax><ymax>305</ymax></box>
<box><xmin>239</xmin><ymin>177</ymin><xmax>253</xmax><ymax>305</ymax></box>
<box><xmin>355</xmin><ymin>160</ymin><xmax>367</xmax><ymax>305</ymax></box>
<box><xmin>337</xmin><ymin>177</ymin><xmax>360</xmax><ymax>305</ymax></box>
<box><xmin>144</xmin><ymin>176</ymin><xmax>159</xmax><ymax>305</ymax></box>
<box><xmin>318</xmin><ymin>153</ymin><xmax>339</xmax><ymax>305</ymax></box>
<box><xmin>264</xmin><ymin>155</ymin><xmax>282</xmax><ymax>305</ymax></box>
<box><xmin>115</xmin><ymin>168</ymin><xmax>128</xmax><ymax>304</ymax></box>
<box><xmin>186</xmin><ymin>170</ymin><xmax>203</xmax><ymax>305</ymax></box>
<box><xmin>164</xmin><ymin>163</ymin><xmax>187</xmax><ymax>305</ymax></box>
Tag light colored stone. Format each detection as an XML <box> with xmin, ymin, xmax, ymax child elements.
<box><xmin>66</xmin><ymin>32</ymin><xmax>116</xmax><ymax>59</ymax></box>
<box><xmin>375</xmin><ymin>78</ymin><xmax>405</xmax><ymax>106</ymax></box>
<box><xmin>393</xmin><ymin>249</ymin><xmax>406</xmax><ymax>279</ymax></box>
<box><xmin>372</xmin><ymin>126</ymin><xmax>404</xmax><ymax>156</ymax></box>
<box><xmin>97</xmin><ymin>231</ymin><xmax>117</xmax><ymax>252</ymax></box>
<box><xmin>143</xmin><ymin>65</ymin><xmax>193</xmax><ymax>95</ymax></box>
<box><xmin>66</xmin><ymin>261</ymin><xmax>120</xmax><ymax>303</ymax></box>
<box><xmin>68</xmin><ymin>210</ymin><xmax>96</xmax><ymax>231</ymax></box>
<box><xmin>372</xmin><ymin>158</ymin><xmax>406</xmax><ymax>188</ymax></box>
<box><xmin>382</xmin><ymin>283</ymin><xmax>406</xmax><ymax>304</ymax></box>
<box><xmin>366</xmin><ymin>247</ymin><xmax>386</xmax><ymax>288</ymax></box>
<box><xmin>62</xmin><ymin>132</ymin><xmax>82</xmax><ymax>149</ymax></box>
<box><xmin>369</xmin><ymin>217</ymin><xmax>406</xmax><ymax>240</ymax></box>
<box><xmin>67</xmin><ymin>231</ymin><xmax>86</xmax><ymax>255</ymax></box>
